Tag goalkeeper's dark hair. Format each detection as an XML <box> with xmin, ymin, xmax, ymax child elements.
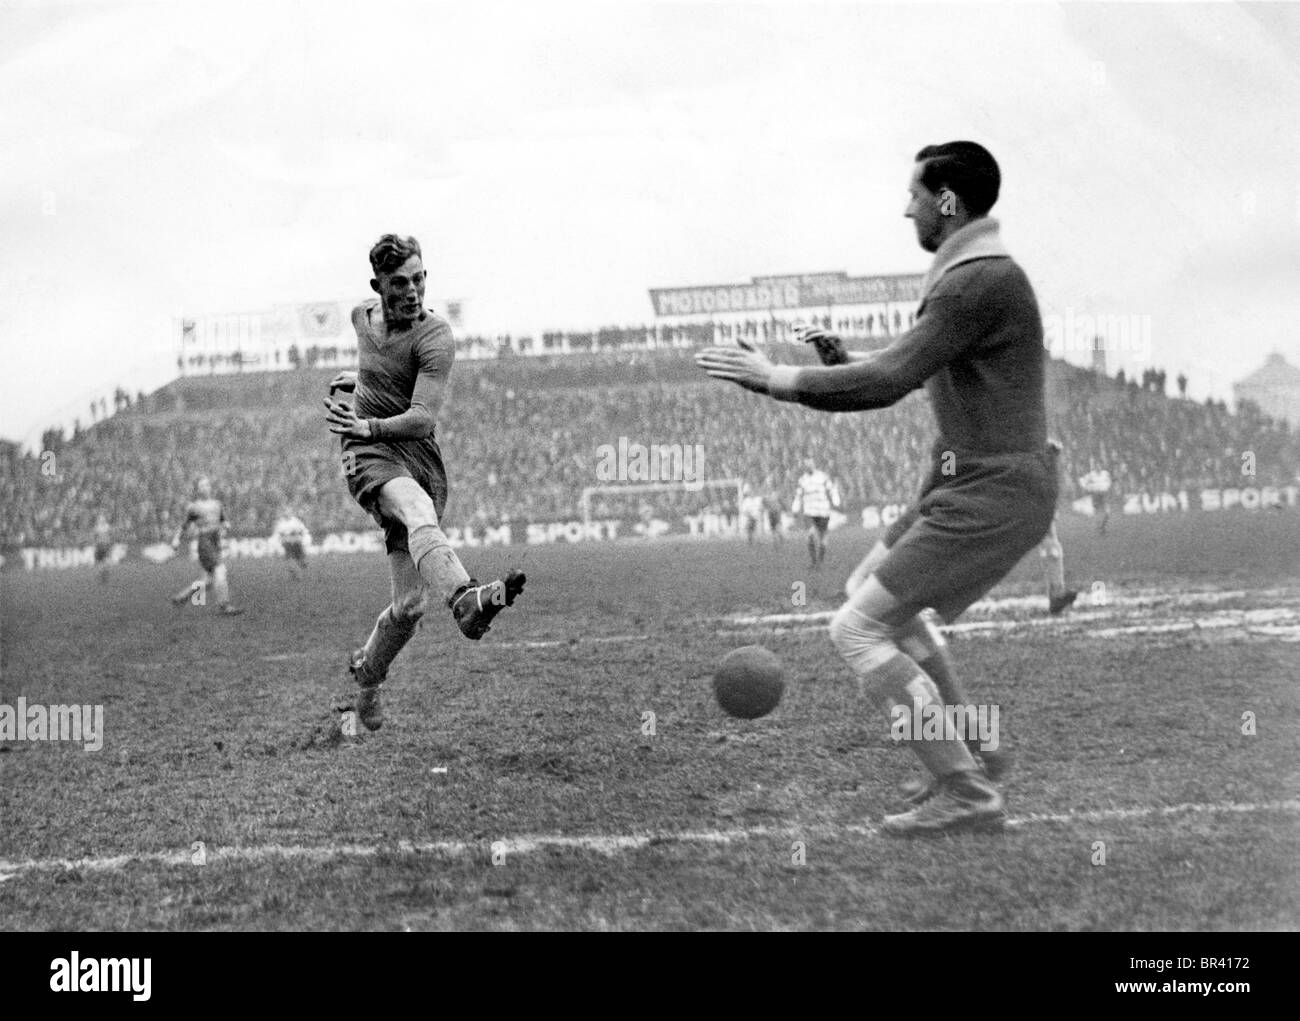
<box><xmin>368</xmin><ymin>234</ymin><xmax>423</xmax><ymax>276</ymax></box>
<box><xmin>914</xmin><ymin>141</ymin><xmax>1000</xmax><ymax>216</ymax></box>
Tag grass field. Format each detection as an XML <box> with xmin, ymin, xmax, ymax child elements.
<box><xmin>1</xmin><ymin>510</ymin><xmax>1298</xmax><ymax>931</ymax></box>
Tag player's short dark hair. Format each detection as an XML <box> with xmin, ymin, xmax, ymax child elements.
<box><xmin>914</xmin><ymin>141</ymin><xmax>1000</xmax><ymax>216</ymax></box>
<box><xmin>368</xmin><ymin>234</ymin><xmax>423</xmax><ymax>276</ymax></box>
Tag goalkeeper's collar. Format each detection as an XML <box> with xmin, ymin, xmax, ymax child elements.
<box><xmin>920</xmin><ymin>217</ymin><xmax>1010</xmax><ymax>302</ymax></box>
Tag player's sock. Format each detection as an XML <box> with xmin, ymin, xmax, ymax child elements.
<box><xmin>828</xmin><ymin>606</ymin><xmax>981</xmax><ymax>779</ymax></box>
<box><xmin>408</xmin><ymin>523</ymin><xmax>472</xmax><ymax>603</ymax></box>
<box><xmin>212</xmin><ymin>566</ymin><xmax>231</xmax><ymax>607</ymax></box>
<box><xmin>894</xmin><ymin>611</ymin><xmax>1011</xmax><ymax>777</ymax></box>
<box><xmin>359</xmin><ymin>603</ymin><xmax>420</xmax><ymax>681</ymax></box>
<box><xmin>894</xmin><ymin>612</ymin><xmax>968</xmax><ymax>705</ymax></box>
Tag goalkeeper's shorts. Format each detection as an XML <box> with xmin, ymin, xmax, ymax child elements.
<box><xmin>876</xmin><ymin>446</ymin><xmax>1058</xmax><ymax>622</ymax></box>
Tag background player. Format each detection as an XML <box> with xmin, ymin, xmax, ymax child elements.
<box><xmin>1039</xmin><ymin>517</ymin><xmax>1078</xmax><ymax>615</ymax></box>
<box><xmin>699</xmin><ymin>141</ymin><xmax>1057</xmax><ymax>836</ymax></box>
<box><xmin>1079</xmin><ymin>462</ymin><xmax>1112</xmax><ymax>535</ymax></box>
<box><xmin>169</xmin><ymin>476</ymin><xmax>243</xmax><ymax>615</ymax></box>
<box><xmin>792</xmin><ymin>458</ymin><xmax>840</xmax><ymax>569</ymax></box>
<box><xmin>92</xmin><ymin>513</ymin><xmax>113</xmax><ymax>585</ymax></box>
<box><xmin>740</xmin><ymin>483</ymin><xmax>764</xmax><ymax>544</ymax></box>
<box><xmin>272</xmin><ymin>506</ymin><xmax>311</xmax><ymax>580</ymax></box>
<box><xmin>1039</xmin><ymin>440</ymin><xmax>1078</xmax><ymax>614</ymax></box>
<box><xmin>763</xmin><ymin>487</ymin><xmax>785</xmax><ymax>544</ymax></box>
<box><xmin>323</xmin><ymin>234</ymin><xmax>525</xmax><ymax>733</ymax></box>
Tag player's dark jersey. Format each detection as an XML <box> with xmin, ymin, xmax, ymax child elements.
<box><xmin>184</xmin><ymin>498</ymin><xmax>225</xmax><ymax>535</ymax></box>
<box><xmin>782</xmin><ymin>257</ymin><xmax>1047</xmax><ymax>457</ymax></box>
<box><xmin>341</xmin><ymin>300</ymin><xmax>455</xmax><ymax>525</ymax></box>
<box><xmin>184</xmin><ymin>498</ymin><xmax>226</xmax><ymax>571</ymax></box>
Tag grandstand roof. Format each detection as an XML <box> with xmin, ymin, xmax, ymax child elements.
<box><xmin>1236</xmin><ymin>352</ymin><xmax>1300</xmax><ymax>389</ymax></box>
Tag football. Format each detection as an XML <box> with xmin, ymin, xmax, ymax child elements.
<box><xmin>713</xmin><ymin>645</ymin><xmax>785</xmax><ymax>719</ymax></box>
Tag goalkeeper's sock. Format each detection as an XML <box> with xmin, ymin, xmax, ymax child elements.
<box><xmin>408</xmin><ymin>523</ymin><xmax>471</xmax><ymax>603</ymax></box>
<box><xmin>894</xmin><ymin>612</ymin><xmax>968</xmax><ymax>707</ymax></box>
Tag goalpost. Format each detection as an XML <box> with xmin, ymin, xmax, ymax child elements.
<box><xmin>580</xmin><ymin>478</ymin><xmax>746</xmax><ymax>530</ymax></box>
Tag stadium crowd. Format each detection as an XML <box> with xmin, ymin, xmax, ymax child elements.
<box><xmin>3</xmin><ymin>349</ymin><xmax>1297</xmax><ymax>547</ymax></box>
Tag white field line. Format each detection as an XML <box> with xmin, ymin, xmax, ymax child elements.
<box><xmin>2</xmin><ymin>799</ymin><xmax>1297</xmax><ymax>879</ymax></box>
<box><xmin>723</xmin><ymin>586</ymin><xmax>1300</xmax><ymax>629</ymax></box>
<box><xmin>493</xmin><ymin>635</ymin><xmax>650</xmax><ymax>650</ymax></box>
<box><xmin>717</xmin><ymin>589</ymin><xmax>1300</xmax><ymax>641</ymax></box>
<box><xmin>127</xmin><ymin>636</ymin><xmax>651</xmax><ymax>670</ymax></box>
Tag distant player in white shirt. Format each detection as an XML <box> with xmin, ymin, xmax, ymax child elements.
<box><xmin>792</xmin><ymin>458</ymin><xmax>841</xmax><ymax>569</ymax></box>
<box><xmin>272</xmin><ymin>508</ymin><xmax>312</xmax><ymax>580</ymax></box>
<box><xmin>1078</xmin><ymin>464</ymin><xmax>1112</xmax><ymax>535</ymax></box>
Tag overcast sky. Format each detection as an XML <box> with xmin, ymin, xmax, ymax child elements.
<box><xmin>2</xmin><ymin>1</ymin><xmax>1298</xmax><ymax>444</ymax></box>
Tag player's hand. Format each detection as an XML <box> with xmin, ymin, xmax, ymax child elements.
<box><xmin>793</xmin><ymin>324</ymin><xmax>849</xmax><ymax>365</ymax></box>
<box><xmin>324</xmin><ymin>397</ymin><xmax>372</xmax><ymax>438</ymax></box>
<box><xmin>328</xmin><ymin>370</ymin><xmax>358</xmax><ymax>394</ymax></box>
<box><xmin>695</xmin><ymin>339</ymin><xmax>775</xmax><ymax>394</ymax></box>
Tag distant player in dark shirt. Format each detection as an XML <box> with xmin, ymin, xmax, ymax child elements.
<box><xmin>93</xmin><ymin>514</ymin><xmax>113</xmax><ymax>585</ymax></box>
<box><xmin>170</xmin><ymin>476</ymin><xmax>243</xmax><ymax>615</ymax></box>
<box><xmin>699</xmin><ymin>141</ymin><xmax>1057</xmax><ymax>835</ymax></box>
<box><xmin>324</xmin><ymin>234</ymin><xmax>526</xmax><ymax>732</ymax></box>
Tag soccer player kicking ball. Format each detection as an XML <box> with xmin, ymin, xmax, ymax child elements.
<box><xmin>324</xmin><ymin>234</ymin><xmax>526</xmax><ymax>732</ymax></box>
<box><xmin>698</xmin><ymin>142</ymin><xmax>1057</xmax><ymax>836</ymax></box>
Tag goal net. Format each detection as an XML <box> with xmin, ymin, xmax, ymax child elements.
<box><xmin>580</xmin><ymin>478</ymin><xmax>746</xmax><ymax>537</ymax></box>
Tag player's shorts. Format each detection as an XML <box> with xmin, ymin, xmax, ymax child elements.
<box><xmin>196</xmin><ymin>531</ymin><xmax>223</xmax><ymax>572</ymax></box>
<box><xmin>93</xmin><ymin>542</ymin><xmax>112</xmax><ymax>564</ymax></box>
<box><xmin>342</xmin><ymin>439</ymin><xmax>448</xmax><ymax>555</ymax></box>
<box><xmin>877</xmin><ymin>445</ymin><xmax>1059</xmax><ymax>622</ymax></box>
<box><xmin>1090</xmin><ymin>493</ymin><xmax>1108</xmax><ymax>512</ymax></box>
<box><xmin>283</xmin><ymin>540</ymin><xmax>306</xmax><ymax>564</ymax></box>
<box><xmin>806</xmin><ymin>516</ymin><xmax>830</xmax><ymax>535</ymax></box>
<box><xmin>767</xmin><ymin>510</ymin><xmax>781</xmax><ymax>530</ymax></box>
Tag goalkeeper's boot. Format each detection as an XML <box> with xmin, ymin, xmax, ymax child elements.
<box><xmin>898</xmin><ymin>775</ymin><xmax>940</xmax><ymax>807</ymax></box>
<box><xmin>974</xmin><ymin>745</ymin><xmax>1014</xmax><ymax>782</ymax></box>
<box><xmin>450</xmin><ymin>570</ymin><xmax>526</xmax><ymax>640</ymax></box>
<box><xmin>883</xmin><ymin>770</ymin><xmax>1006</xmax><ymax>837</ymax></box>
<box><xmin>348</xmin><ymin>648</ymin><xmax>385</xmax><ymax>731</ymax></box>
<box><xmin>899</xmin><ymin>744</ymin><xmax>1012</xmax><ymax>806</ymax></box>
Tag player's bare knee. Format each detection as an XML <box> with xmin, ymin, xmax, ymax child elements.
<box><xmin>380</xmin><ymin>478</ymin><xmax>438</xmax><ymax>532</ymax></box>
<box><xmin>828</xmin><ymin>603</ymin><xmax>894</xmax><ymax>667</ymax></box>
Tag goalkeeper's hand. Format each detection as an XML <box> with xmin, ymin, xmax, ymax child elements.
<box><xmin>793</xmin><ymin>324</ymin><xmax>849</xmax><ymax>366</ymax></box>
<box><xmin>328</xmin><ymin>370</ymin><xmax>358</xmax><ymax>395</ymax></box>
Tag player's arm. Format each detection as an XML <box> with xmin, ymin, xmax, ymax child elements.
<box><xmin>697</xmin><ymin>276</ymin><xmax>978</xmax><ymax>410</ymax></box>
<box><xmin>773</xmin><ymin>291</ymin><xmax>973</xmax><ymax>411</ymax></box>
<box><xmin>794</xmin><ymin>326</ymin><xmax>876</xmax><ymax>366</ymax></box>
<box><xmin>172</xmin><ymin>504</ymin><xmax>197</xmax><ymax>549</ymax></box>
